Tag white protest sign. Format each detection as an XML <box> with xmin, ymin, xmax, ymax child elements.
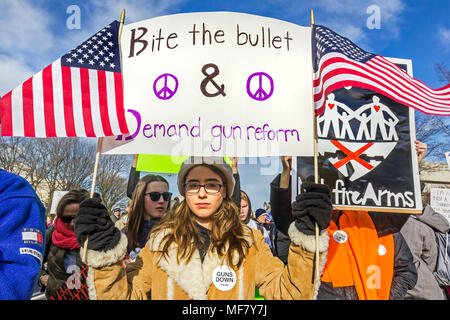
<box><xmin>102</xmin><ymin>12</ymin><xmax>314</xmax><ymax>157</ymax></box>
<box><xmin>50</xmin><ymin>191</ymin><xmax>69</xmax><ymax>214</ymax></box>
<box><xmin>430</xmin><ymin>188</ymin><xmax>450</xmax><ymax>224</ymax></box>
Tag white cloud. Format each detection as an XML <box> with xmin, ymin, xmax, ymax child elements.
<box><xmin>311</xmin><ymin>0</ymin><xmax>405</xmax><ymax>50</ymax></box>
<box><xmin>0</xmin><ymin>0</ymin><xmax>55</xmax><ymax>58</ymax></box>
<box><xmin>0</xmin><ymin>55</ymin><xmax>34</xmax><ymax>96</ymax></box>
<box><xmin>88</xmin><ymin>0</ymin><xmax>186</xmax><ymax>26</ymax></box>
<box><xmin>439</xmin><ymin>27</ymin><xmax>450</xmax><ymax>49</ymax></box>
<box><xmin>0</xmin><ymin>0</ymin><xmax>186</xmax><ymax>95</ymax></box>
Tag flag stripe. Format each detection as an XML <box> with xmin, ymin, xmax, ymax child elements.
<box><xmin>315</xmin><ymin>67</ymin><xmax>450</xmax><ymax>114</ymax></box>
<box><xmin>315</xmin><ymin>63</ymin><xmax>450</xmax><ymax>112</ymax></box>
<box><xmin>114</xmin><ymin>72</ymin><xmax>128</xmax><ymax>134</ymax></box>
<box><xmin>315</xmin><ymin>75</ymin><xmax>450</xmax><ymax>116</ymax></box>
<box><xmin>32</xmin><ymin>70</ymin><xmax>46</xmax><ymax>137</ymax></box>
<box><xmin>0</xmin><ymin>20</ymin><xmax>129</xmax><ymax>138</ymax></box>
<box><xmin>51</xmin><ymin>60</ymin><xmax>67</xmax><ymax>137</ymax></box>
<box><xmin>371</xmin><ymin>56</ymin><xmax>450</xmax><ymax>95</ymax></box>
<box><xmin>22</xmin><ymin>77</ymin><xmax>35</xmax><ymax>137</ymax></box>
<box><xmin>313</xmin><ymin>25</ymin><xmax>450</xmax><ymax>116</ymax></box>
<box><xmin>367</xmin><ymin>59</ymin><xmax>450</xmax><ymax>99</ymax></box>
<box><xmin>313</xmin><ymin>54</ymin><xmax>450</xmax><ymax>115</ymax></box>
<box><xmin>70</xmin><ymin>67</ymin><xmax>87</xmax><ymax>137</ymax></box>
<box><xmin>314</xmin><ymin>54</ymin><xmax>450</xmax><ymax>105</ymax></box>
<box><xmin>105</xmin><ymin>71</ymin><xmax>120</xmax><ymax>135</ymax></box>
<box><xmin>42</xmin><ymin>64</ymin><xmax>56</xmax><ymax>137</ymax></box>
<box><xmin>315</xmin><ymin>54</ymin><xmax>450</xmax><ymax>98</ymax></box>
<box><xmin>0</xmin><ymin>91</ymin><xmax>12</xmax><ymax>136</ymax></box>
<box><xmin>61</xmin><ymin>65</ymin><xmax>76</xmax><ymax>137</ymax></box>
<box><xmin>12</xmin><ymin>84</ymin><xmax>25</xmax><ymax>136</ymax></box>
<box><xmin>79</xmin><ymin>68</ymin><xmax>95</xmax><ymax>137</ymax></box>
<box><xmin>88</xmin><ymin>69</ymin><xmax>103</xmax><ymax>137</ymax></box>
<box><xmin>97</xmin><ymin>70</ymin><xmax>113</xmax><ymax>136</ymax></box>
<box><xmin>367</xmin><ymin>57</ymin><xmax>450</xmax><ymax>100</ymax></box>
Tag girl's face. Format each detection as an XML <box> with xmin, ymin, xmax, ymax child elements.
<box><xmin>184</xmin><ymin>166</ymin><xmax>226</xmax><ymax>228</ymax></box>
<box><xmin>144</xmin><ymin>181</ymin><xmax>169</xmax><ymax>219</ymax></box>
<box><xmin>239</xmin><ymin>198</ymin><xmax>249</xmax><ymax>221</ymax></box>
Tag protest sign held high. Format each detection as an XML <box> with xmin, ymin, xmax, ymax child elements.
<box><xmin>294</xmin><ymin>59</ymin><xmax>423</xmax><ymax>213</ymax></box>
<box><xmin>101</xmin><ymin>12</ymin><xmax>315</xmax><ymax>157</ymax></box>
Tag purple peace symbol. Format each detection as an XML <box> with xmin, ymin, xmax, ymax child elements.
<box><xmin>153</xmin><ymin>73</ymin><xmax>178</xmax><ymax>100</ymax></box>
<box><xmin>246</xmin><ymin>72</ymin><xmax>274</xmax><ymax>101</ymax></box>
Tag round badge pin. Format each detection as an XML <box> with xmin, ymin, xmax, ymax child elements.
<box><xmin>212</xmin><ymin>265</ymin><xmax>237</xmax><ymax>291</ymax></box>
<box><xmin>378</xmin><ymin>244</ymin><xmax>387</xmax><ymax>256</ymax></box>
<box><xmin>333</xmin><ymin>230</ymin><xmax>348</xmax><ymax>244</ymax></box>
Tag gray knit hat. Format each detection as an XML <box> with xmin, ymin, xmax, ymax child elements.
<box><xmin>177</xmin><ymin>156</ymin><xmax>235</xmax><ymax>198</ymax></box>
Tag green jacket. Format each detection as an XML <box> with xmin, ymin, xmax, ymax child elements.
<box><xmin>39</xmin><ymin>227</ymin><xmax>83</xmax><ymax>299</ymax></box>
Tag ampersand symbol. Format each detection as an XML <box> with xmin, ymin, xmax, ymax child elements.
<box><xmin>200</xmin><ymin>63</ymin><xmax>226</xmax><ymax>97</ymax></box>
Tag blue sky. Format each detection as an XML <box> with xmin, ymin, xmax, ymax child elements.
<box><xmin>0</xmin><ymin>0</ymin><xmax>449</xmax><ymax>208</ymax></box>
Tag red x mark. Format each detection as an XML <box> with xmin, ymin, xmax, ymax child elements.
<box><xmin>331</xmin><ymin>140</ymin><xmax>374</xmax><ymax>170</ymax></box>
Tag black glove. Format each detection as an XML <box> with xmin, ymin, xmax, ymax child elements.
<box><xmin>291</xmin><ymin>182</ymin><xmax>332</xmax><ymax>235</ymax></box>
<box><xmin>75</xmin><ymin>197</ymin><xmax>121</xmax><ymax>251</ymax></box>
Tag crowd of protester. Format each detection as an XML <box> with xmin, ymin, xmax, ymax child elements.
<box><xmin>0</xmin><ymin>141</ymin><xmax>449</xmax><ymax>300</ymax></box>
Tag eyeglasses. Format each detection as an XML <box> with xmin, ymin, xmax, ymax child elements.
<box><xmin>60</xmin><ymin>215</ymin><xmax>76</xmax><ymax>223</ymax></box>
<box><xmin>184</xmin><ymin>182</ymin><xmax>222</xmax><ymax>195</ymax></box>
<box><xmin>145</xmin><ymin>192</ymin><xmax>172</xmax><ymax>202</ymax></box>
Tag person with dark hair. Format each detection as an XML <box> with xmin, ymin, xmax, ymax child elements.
<box><xmin>271</xmin><ymin>156</ymin><xmax>417</xmax><ymax>300</ymax></box>
<box><xmin>0</xmin><ymin>169</ymin><xmax>46</xmax><ymax>300</ymax></box>
<box><xmin>74</xmin><ymin>156</ymin><xmax>330</xmax><ymax>300</ymax></box>
<box><xmin>39</xmin><ymin>189</ymin><xmax>90</xmax><ymax>300</ymax></box>
<box><xmin>125</xmin><ymin>174</ymin><xmax>171</xmax><ymax>262</ymax></box>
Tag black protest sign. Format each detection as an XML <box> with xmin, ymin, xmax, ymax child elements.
<box><xmin>295</xmin><ymin>84</ymin><xmax>422</xmax><ymax>213</ymax></box>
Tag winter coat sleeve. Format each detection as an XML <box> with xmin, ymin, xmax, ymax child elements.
<box><xmin>82</xmin><ymin>233</ymin><xmax>155</xmax><ymax>300</ymax></box>
<box><xmin>126</xmin><ymin>167</ymin><xmax>140</xmax><ymax>199</ymax></box>
<box><xmin>269</xmin><ymin>174</ymin><xmax>293</xmax><ymax>236</ymax></box>
<box><xmin>256</xmin><ymin>223</ymin><xmax>329</xmax><ymax>300</ymax></box>
<box><xmin>389</xmin><ymin>232</ymin><xmax>418</xmax><ymax>300</ymax></box>
<box><xmin>0</xmin><ymin>171</ymin><xmax>46</xmax><ymax>300</ymax></box>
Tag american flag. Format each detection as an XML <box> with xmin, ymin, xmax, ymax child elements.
<box><xmin>0</xmin><ymin>21</ymin><xmax>129</xmax><ymax>137</ymax></box>
<box><xmin>312</xmin><ymin>25</ymin><xmax>450</xmax><ymax>116</ymax></box>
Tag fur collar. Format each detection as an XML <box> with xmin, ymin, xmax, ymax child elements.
<box><xmin>147</xmin><ymin>226</ymin><xmax>253</xmax><ymax>300</ymax></box>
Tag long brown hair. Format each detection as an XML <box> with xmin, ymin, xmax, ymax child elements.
<box><xmin>151</xmin><ymin>165</ymin><xmax>253</xmax><ymax>268</ymax></box>
<box><xmin>127</xmin><ymin>174</ymin><xmax>169</xmax><ymax>251</ymax></box>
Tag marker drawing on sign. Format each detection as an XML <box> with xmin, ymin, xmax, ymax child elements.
<box><xmin>153</xmin><ymin>73</ymin><xmax>178</xmax><ymax>100</ymax></box>
<box><xmin>247</xmin><ymin>72</ymin><xmax>274</xmax><ymax>101</ymax></box>
<box><xmin>200</xmin><ymin>63</ymin><xmax>226</xmax><ymax>97</ymax></box>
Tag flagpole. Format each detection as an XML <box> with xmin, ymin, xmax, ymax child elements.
<box><xmin>83</xmin><ymin>9</ymin><xmax>126</xmax><ymax>263</ymax></box>
<box><xmin>310</xmin><ymin>8</ymin><xmax>321</xmax><ymax>292</ymax></box>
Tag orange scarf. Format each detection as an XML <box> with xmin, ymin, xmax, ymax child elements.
<box><xmin>321</xmin><ymin>210</ymin><xmax>394</xmax><ymax>300</ymax></box>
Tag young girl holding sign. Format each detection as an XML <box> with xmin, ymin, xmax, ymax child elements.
<box><xmin>74</xmin><ymin>157</ymin><xmax>331</xmax><ymax>300</ymax></box>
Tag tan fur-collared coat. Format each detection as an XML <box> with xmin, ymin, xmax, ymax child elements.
<box><xmin>82</xmin><ymin>223</ymin><xmax>328</xmax><ymax>300</ymax></box>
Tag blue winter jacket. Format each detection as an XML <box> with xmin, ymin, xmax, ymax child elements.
<box><xmin>0</xmin><ymin>170</ymin><xmax>46</xmax><ymax>300</ymax></box>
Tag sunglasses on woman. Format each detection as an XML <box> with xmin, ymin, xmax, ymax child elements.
<box><xmin>60</xmin><ymin>215</ymin><xmax>76</xmax><ymax>223</ymax></box>
<box><xmin>145</xmin><ymin>192</ymin><xmax>172</xmax><ymax>202</ymax></box>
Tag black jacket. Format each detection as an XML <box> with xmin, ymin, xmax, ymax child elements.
<box><xmin>39</xmin><ymin>227</ymin><xmax>84</xmax><ymax>299</ymax></box>
<box><xmin>269</xmin><ymin>173</ymin><xmax>418</xmax><ymax>300</ymax></box>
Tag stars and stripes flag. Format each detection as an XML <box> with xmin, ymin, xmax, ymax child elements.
<box><xmin>312</xmin><ymin>25</ymin><xmax>450</xmax><ymax>116</ymax></box>
<box><xmin>0</xmin><ymin>21</ymin><xmax>129</xmax><ymax>137</ymax></box>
